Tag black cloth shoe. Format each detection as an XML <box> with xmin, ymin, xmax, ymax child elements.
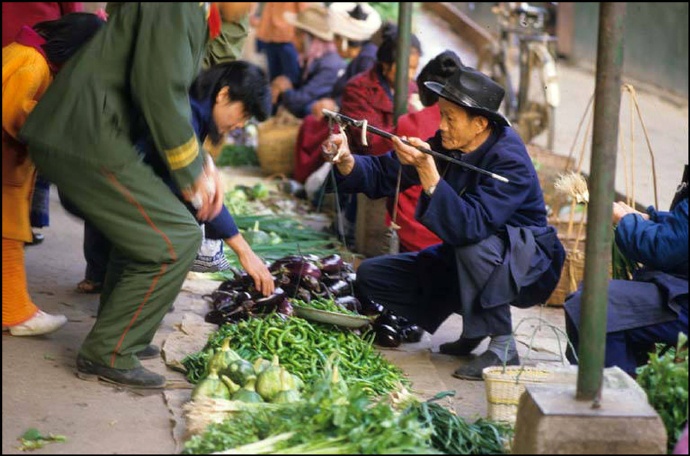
<box><xmin>76</xmin><ymin>354</ymin><xmax>166</xmax><ymax>388</ymax></box>
<box><xmin>452</xmin><ymin>350</ymin><xmax>520</xmax><ymax>381</ymax></box>
<box><xmin>439</xmin><ymin>336</ymin><xmax>485</xmax><ymax>356</ymax></box>
<box><xmin>136</xmin><ymin>344</ymin><xmax>161</xmax><ymax>360</ymax></box>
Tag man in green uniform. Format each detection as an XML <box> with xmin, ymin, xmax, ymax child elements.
<box><xmin>19</xmin><ymin>3</ymin><xmax>223</xmax><ymax>388</ymax></box>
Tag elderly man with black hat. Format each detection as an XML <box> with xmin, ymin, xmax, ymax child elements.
<box><xmin>325</xmin><ymin>65</ymin><xmax>566</xmax><ymax>380</ymax></box>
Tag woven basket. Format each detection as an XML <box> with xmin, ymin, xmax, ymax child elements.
<box><xmin>256</xmin><ymin>108</ymin><xmax>302</xmax><ymax>177</ymax></box>
<box><xmin>546</xmin><ymin>235</ymin><xmax>586</xmax><ymax>306</ymax></box>
<box><xmin>483</xmin><ymin>365</ymin><xmax>554</xmax><ymax>425</ymax></box>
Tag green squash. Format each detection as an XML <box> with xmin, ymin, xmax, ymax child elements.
<box><xmin>222</xmin><ymin>358</ymin><xmax>257</xmax><ymax>387</ymax></box>
<box><xmin>231</xmin><ymin>376</ymin><xmax>264</xmax><ymax>403</ymax></box>
<box><xmin>191</xmin><ymin>368</ymin><xmax>230</xmax><ymax>400</ymax></box>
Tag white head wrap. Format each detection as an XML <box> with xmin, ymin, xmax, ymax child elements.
<box><xmin>328</xmin><ymin>2</ymin><xmax>382</xmax><ymax>42</ymax></box>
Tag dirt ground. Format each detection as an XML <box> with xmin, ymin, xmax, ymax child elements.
<box><xmin>3</xmin><ymin>5</ymin><xmax>687</xmax><ymax>455</ymax></box>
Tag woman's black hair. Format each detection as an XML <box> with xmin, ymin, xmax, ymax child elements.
<box><xmin>375</xmin><ymin>24</ymin><xmax>422</xmax><ymax>65</ymax></box>
<box><xmin>190</xmin><ymin>61</ymin><xmax>272</xmax><ymax>124</ymax></box>
<box><xmin>32</xmin><ymin>12</ymin><xmax>105</xmax><ymax>65</ymax></box>
<box><xmin>417</xmin><ymin>50</ymin><xmax>464</xmax><ymax>107</ymax></box>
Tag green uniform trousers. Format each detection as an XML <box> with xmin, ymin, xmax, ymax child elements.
<box><xmin>30</xmin><ymin>150</ymin><xmax>202</xmax><ymax>370</ymax></box>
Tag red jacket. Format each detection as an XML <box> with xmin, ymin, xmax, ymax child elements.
<box><xmin>2</xmin><ymin>2</ymin><xmax>83</xmax><ymax>47</ymax></box>
<box><xmin>392</xmin><ymin>105</ymin><xmax>443</xmax><ymax>252</ymax></box>
<box><xmin>339</xmin><ymin>66</ymin><xmax>418</xmax><ymax>156</ymax></box>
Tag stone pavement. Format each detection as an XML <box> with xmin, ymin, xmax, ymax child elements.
<box><xmin>3</xmin><ymin>5</ymin><xmax>686</xmax><ymax>454</ymax></box>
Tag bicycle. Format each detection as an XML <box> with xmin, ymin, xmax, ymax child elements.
<box><xmin>476</xmin><ymin>2</ymin><xmax>560</xmax><ymax>151</ymax></box>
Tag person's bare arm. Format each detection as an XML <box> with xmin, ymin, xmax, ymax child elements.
<box><xmin>216</xmin><ymin>2</ymin><xmax>254</xmax><ymax>22</ymax></box>
<box><xmin>224</xmin><ymin>233</ymin><xmax>275</xmax><ymax>296</ymax></box>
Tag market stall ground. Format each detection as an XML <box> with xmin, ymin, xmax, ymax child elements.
<box><xmin>3</xmin><ymin>6</ymin><xmax>688</xmax><ymax>454</ymax></box>
<box><xmin>1</xmin><ymin>167</ymin><xmax>567</xmax><ymax>455</ymax></box>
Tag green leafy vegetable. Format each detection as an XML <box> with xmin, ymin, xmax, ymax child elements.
<box><xmin>636</xmin><ymin>333</ymin><xmax>688</xmax><ymax>453</ymax></box>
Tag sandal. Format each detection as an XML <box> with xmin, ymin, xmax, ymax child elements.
<box><xmin>76</xmin><ymin>279</ymin><xmax>103</xmax><ymax>294</ymax></box>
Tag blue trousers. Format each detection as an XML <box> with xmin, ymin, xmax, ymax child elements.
<box><xmin>256</xmin><ymin>40</ymin><xmax>300</xmax><ymax>86</ymax></box>
<box><xmin>565</xmin><ymin>294</ymin><xmax>688</xmax><ymax>376</ymax></box>
<box><xmin>354</xmin><ymin>238</ymin><xmax>514</xmax><ymax>338</ymax></box>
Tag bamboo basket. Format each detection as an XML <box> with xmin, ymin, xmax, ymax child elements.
<box><xmin>544</xmin><ymin>94</ymin><xmax>592</xmax><ymax>307</ymax></box>
<box><xmin>256</xmin><ymin>108</ymin><xmax>302</xmax><ymax>177</ymax></box>
<box><xmin>547</xmin><ymin>236</ymin><xmax>586</xmax><ymax>305</ymax></box>
<box><xmin>483</xmin><ymin>366</ymin><xmax>554</xmax><ymax>425</ymax></box>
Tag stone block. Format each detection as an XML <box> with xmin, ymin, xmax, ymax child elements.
<box><xmin>512</xmin><ymin>367</ymin><xmax>667</xmax><ymax>454</ymax></box>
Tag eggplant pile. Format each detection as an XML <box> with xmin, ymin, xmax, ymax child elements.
<box><xmin>369</xmin><ymin>310</ymin><xmax>426</xmax><ymax>348</ymax></box>
<box><xmin>204</xmin><ymin>254</ymin><xmax>425</xmax><ymax>346</ymax></box>
<box><xmin>204</xmin><ymin>254</ymin><xmax>364</xmax><ymax>325</ymax></box>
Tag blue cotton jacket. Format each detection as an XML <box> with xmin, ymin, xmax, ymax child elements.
<box><xmin>280</xmin><ymin>51</ymin><xmax>347</xmax><ymax>118</ymax></box>
<box><xmin>334</xmin><ymin>125</ymin><xmax>565</xmax><ymax>310</ymax></box>
<box><xmin>616</xmin><ymin>199</ymin><xmax>689</xmax><ymax>279</ymax></box>
<box><xmin>336</xmin><ymin>127</ymin><xmax>550</xmax><ymax>243</ymax></box>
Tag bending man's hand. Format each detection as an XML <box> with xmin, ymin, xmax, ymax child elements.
<box><xmin>226</xmin><ymin>234</ymin><xmax>275</xmax><ymax>297</ymax></box>
<box><xmin>183</xmin><ymin>155</ymin><xmax>224</xmax><ymax>221</ymax></box>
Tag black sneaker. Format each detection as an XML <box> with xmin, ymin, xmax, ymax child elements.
<box><xmin>136</xmin><ymin>344</ymin><xmax>161</xmax><ymax>360</ymax></box>
<box><xmin>76</xmin><ymin>354</ymin><xmax>166</xmax><ymax>388</ymax></box>
<box><xmin>451</xmin><ymin>350</ymin><xmax>520</xmax><ymax>381</ymax></box>
<box><xmin>439</xmin><ymin>336</ymin><xmax>485</xmax><ymax>356</ymax></box>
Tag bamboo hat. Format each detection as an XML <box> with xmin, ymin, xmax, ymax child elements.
<box><xmin>284</xmin><ymin>4</ymin><xmax>333</xmax><ymax>42</ymax></box>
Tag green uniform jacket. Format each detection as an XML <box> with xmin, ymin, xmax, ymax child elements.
<box><xmin>19</xmin><ymin>2</ymin><xmax>210</xmax><ymax>191</ymax></box>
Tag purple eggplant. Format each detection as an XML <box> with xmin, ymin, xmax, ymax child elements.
<box><xmin>283</xmin><ymin>261</ymin><xmax>322</xmax><ymax>282</ymax></box>
<box><xmin>335</xmin><ymin>296</ymin><xmax>361</xmax><ymax>313</ymax></box>
<box><xmin>319</xmin><ymin>254</ymin><xmax>343</xmax><ymax>274</ymax></box>
<box><xmin>375</xmin><ymin>312</ymin><xmax>401</xmax><ymax>330</ymax></box>
<box><xmin>253</xmin><ymin>287</ymin><xmax>286</xmax><ymax>312</ymax></box>
<box><xmin>204</xmin><ymin>310</ymin><xmax>227</xmax><ymax>325</ymax></box>
<box><xmin>326</xmin><ymin>279</ymin><xmax>351</xmax><ymax>298</ymax></box>
<box><xmin>277</xmin><ymin>298</ymin><xmax>294</xmax><ymax>317</ymax></box>
<box><xmin>360</xmin><ymin>300</ymin><xmax>385</xmax><ymax>316</ymax></box>
<box><xmin>374</xmin><ymin>324</ymin><xmax>402</xmax><ymax>348</ymax></box>
<box><xmin>399</xmin><ymin>324</ymin><xmax>424</xmax><ymax>343</ymax></box>
<box><xmin>300</xmin><ymin>275</ymin><xmax>321</xmax><ymax>292</ymax></box>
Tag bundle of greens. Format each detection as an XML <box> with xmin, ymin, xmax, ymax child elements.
<box><xmin>636</xmin><ymin>333</ymin><xmax>688</xmax><ymax>453</ymax></box>
<box><xmin>410</xmin><ymin>391</ymin><xmax>513</xmax><ymax>454</ymax></box>
<box><xmin>183</xmin><ymin>362</ymin><xmax>436</xmax><ymax>454</ymax></box>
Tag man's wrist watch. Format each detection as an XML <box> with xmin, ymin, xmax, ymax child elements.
<box><xmin>425</xmin><ymin>184</ymin><xmax>437</xmax><ymax>197</ymax></box>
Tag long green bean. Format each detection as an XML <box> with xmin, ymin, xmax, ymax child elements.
<box><xmin>182</xmin><ymin>313</ymin><xmax>409</xmax><ymax>396</ymax></box>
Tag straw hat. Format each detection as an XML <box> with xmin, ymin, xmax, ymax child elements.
<box><xmin>328</xmin><ymin>2</ymin><xmax>382</xmax><ymax>42</ymax></box>
<box><xmin>284</xmin><ymin>4</ymin><xmax>333</xmax><ymax>42</ymax></box>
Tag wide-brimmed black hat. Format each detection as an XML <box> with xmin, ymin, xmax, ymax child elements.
<box><xmin>424</xmin><ymin>66</ymin><xmax>510</xmax><ymax>127</ymax></box>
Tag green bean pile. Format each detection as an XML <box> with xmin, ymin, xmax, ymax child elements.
<box><xmin>290</xmin><ymin>297</ymin><xmax>361</xmax><ymax>317</ymax></box>
<box><xmin>183</xmin><ymin>313</ymin><xmax>409</xmax><ymax>396</ymax></box>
